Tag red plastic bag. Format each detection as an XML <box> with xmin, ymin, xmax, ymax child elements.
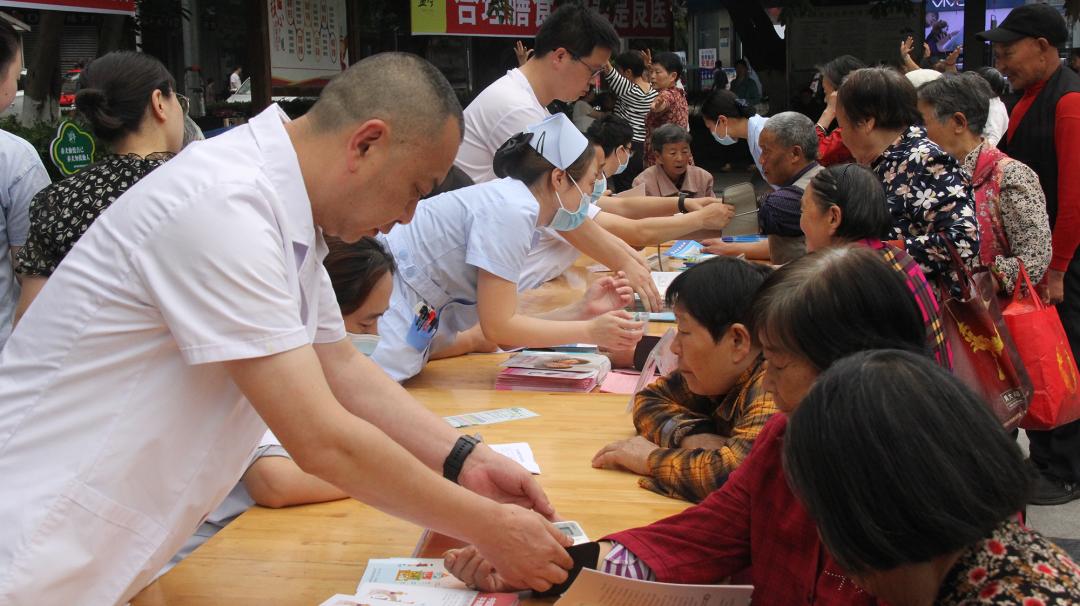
<box><xmin>1003</xmin><ymin>264</ymin><xmax>1080</xmax><ymax>430</ymax></box>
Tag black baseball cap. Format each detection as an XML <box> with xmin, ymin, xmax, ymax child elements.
<box><xmin>977</xmin><ymin>3</ymin><xmax>1068</xmax><ymax>45</ymax></box>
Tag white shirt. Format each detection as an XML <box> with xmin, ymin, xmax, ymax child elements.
<box><xmin>158</xmin><ymin>430</ymin><xmax>286</xmax><ymax>578</ymax></box>
<box><xmin>746</xmin><ymin>114</ymin><xmax>776</xmax><ymax>189</ymax></box>
<box><xmin>455</xmin><ymin>69</ymin><xmax>549</xmax><ymax>183</ymax></box>
<box><xmin>517</xmin><ymin>204</ymin><xmax>603</xmax><ymax>292</ymax></box>
<box><xmin>984</xmin><ymin>96</ymin><xmax>1010</xmax><ymax>148</ymax></box>
<box><xmin>0</xmin><ymin>105</ymin><xmax>345</xmax><ymax>605</ymax></box>
<box><xmin>0</xmin><ymin>130</ymin><xmax>49</xmax><ymax>350</ymax></box>
<box><xmin>372</xmin><ymin>178</ymin><xmax>539</xmax><ymax>380</ymax></box>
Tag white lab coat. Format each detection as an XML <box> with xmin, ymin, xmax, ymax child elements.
<box><xmin>0</xmin><ymin>105</ymin><xmax>346</xmax><ymax>605</ymax></box>
<box><xmin>372</xmin><ymin>178</ymin><xmax>539</xmax><ymax>381</ymax></box>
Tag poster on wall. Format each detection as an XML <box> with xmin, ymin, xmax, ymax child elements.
<box><xmin>267</xmin><ymin>0</ymin><xmax>348</xmax><ymax>88</ymax></box>
<box><xmin>411</xmin><ymin>0</ymin><xmax>671</xmax><ymax>39</ymax></box>
<box><xmin>0</xmin><ymin>0</ymin><xmax>134</xmax><ymax>14</ymax></box>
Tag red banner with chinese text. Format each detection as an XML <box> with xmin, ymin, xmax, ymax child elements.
<box><xmin>0</xmin><ymin>0</ymin><xmax>135</xmax><ymax>15</ymax></box>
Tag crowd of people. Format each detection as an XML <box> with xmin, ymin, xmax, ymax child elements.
<box><xmin>1</xmin><ymin>2</ymin><xmax>1080</xmax><ymax>605</ymax></box>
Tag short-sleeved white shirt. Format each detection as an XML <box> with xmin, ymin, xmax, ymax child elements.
<box><xmin>517</xmin><ymin>205</ymin><xmax>603</xmax><ymax>292</ymax></box>
<box><xmin>0</xmin><ymin>105</ymin><xmax>345</xmax><ymax>605</ymax></box>
<box><xmin>455</xmin><ymin>69</ymin><xmax>549</xmax><ymax>184</ymax></box>
<box><xmin>746</xmin><ymin>114</ymin><xmax>773</xmax><ymax>188</ymax></box>
<box><xmin>373</xmin><ymin>179</ymin><xmax>540</xmax><ymax>380</ymax></box>
<box><xmin>0</xmin><ymin>130</ymin><xmax>50</xmax><ymax>350</ymax></box>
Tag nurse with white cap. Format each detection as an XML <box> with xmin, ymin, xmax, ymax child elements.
<box><xmin>373</xmin><ymin>113</ymin><xmax>645</xmax><ymax>381</ymax></box>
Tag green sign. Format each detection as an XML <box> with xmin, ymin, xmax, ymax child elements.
<box><xmin>50</xmin><ymin>121</ymin><xmax>96</xmax><ymax>176</ymax></box>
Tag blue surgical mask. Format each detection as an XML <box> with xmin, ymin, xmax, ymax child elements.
<box><xmin>613</xmin><ymin>147</ymin><xmax>631</xmax><ymax>175</ymax></box>
<box><xmin>348</xmin><ymin>333</ymin><xmax>380</xmax><ymax>356</ymax></box>
<box><xmin>712</xmin><ymin>120</ymin><xmax>737</xmax><ymax>146</ymax></box>
<box><xmin>591</xmin><ymin>174</ymin><xmax>607</xmax><ymax>203</ymax></box>
<box><xmin>549</xmin><ymin>174</ymin><xmax>592</xmax><ymax>232</ymax></box>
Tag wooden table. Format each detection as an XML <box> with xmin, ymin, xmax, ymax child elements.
<box><xmin>132</xmin><ymin>389</ymin><xmax>690</xmax><ymax>606</ymax></box>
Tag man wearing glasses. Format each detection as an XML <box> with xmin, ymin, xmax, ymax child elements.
<box><xmin>454</xmin><ymin>3</ymin><xmax>664</xmax><ymax>315</ymax></box>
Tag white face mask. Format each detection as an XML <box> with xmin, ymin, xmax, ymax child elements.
<box><xmin>348</xmin><ymin>333</ymin><xmax>380</xmax><ymax>356</ymax></box>
<box><xmin>712</xmin><ymin>120</ymin><xmax>737</xmax><ymax>146</ymax></box>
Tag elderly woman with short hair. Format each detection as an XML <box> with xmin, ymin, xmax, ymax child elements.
<box><xmin>836</xmin><ymin>67</ymin><xmax>980</xmax><ymax>284</ymax></box>
<box><xmin>785</xmin><ymin>349</ymin><xmax>1080</xmax><ymax>605</ymax></box>
<box><xmin>917</xmin><ymin>72</ymin><xmax>1051</xmax><ymax>295</ymax></box>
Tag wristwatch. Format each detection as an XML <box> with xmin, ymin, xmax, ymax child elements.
<box><xmin>443</xmin><ymin>434</ymin><xmax>481</xmax><ymax>484</ymax></box>
<box><xmin>677</xmin><ymin>192</ymin><xmax>688</xmax><ymax>213</ymax></box>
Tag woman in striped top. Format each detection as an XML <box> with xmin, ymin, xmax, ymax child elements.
<box><xmin>644</xmin><ymin>52</ymin><xmax>691</xmax><ymax>169</ymax></box>
<box><xmin>603</xmin><ymin>51</ymin><xmax>657</xmax><ymax>192</ymax></box>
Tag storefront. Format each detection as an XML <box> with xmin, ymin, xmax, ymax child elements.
<box><xmin>410</xmin><ymin>0</ymin><xmax>674</xmax><ymax>100</ymax></box>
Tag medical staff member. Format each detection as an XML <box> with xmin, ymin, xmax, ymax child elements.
<box><xmin>161</xmin><ymin>237</ymin><xmax>395</xmax><ymax>575</ymax></box>
<box><xmin>701</xmin><ymin>88</ymin><xmax>775</xmax><ymax>190</ymax></box>
<box><xmin>0</xmin><ymin>53</ymin><xmax>573</xmax><ymax>605</ymax></box>
<box><xmin>373</xmin><ymin>113</ymin><xmax>644</xmax><ymax>382</ymax></box>
<box><xmin>518</xmin><ymin>115</ymin><xmax>734</xmax><ymax>291</ymax></box>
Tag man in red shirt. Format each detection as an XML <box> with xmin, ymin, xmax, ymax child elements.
<box><xmin>980</xmin><ymin>4</ymin><xmax>1080</xmax><ymax>505</ymax></box>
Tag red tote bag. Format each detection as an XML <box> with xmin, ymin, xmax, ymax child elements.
<box><xmin>939</xmin><ymin>248</ymin><xmax>1032</xmax><ymax>429</ymax></box>
<box><xmin>1002</xmin><ymin>264</ymin><xmax>1080</xmax><ymax>431</ymax></box>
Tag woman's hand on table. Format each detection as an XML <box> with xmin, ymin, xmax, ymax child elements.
<box><xmin>591</xmin><ymin>435</ymin><xmax>659</xmax><ymax>476</ymax></box>
<box><xmin>467</xmin><ymin>506</ymin><xmax>573</xmax><ymax>592</ymax></box>
<box><xmin>581</xmin><ymin>272</ymin><xmax>635</xmax><ymax>318</ymax></box>
<box><xmin>445</xmin><ymin>545</ymin><xmax>521</xmax><ymax>593</ymax></box>
<box><xmin>587</xmin><ymin>310</ymin><xmax>644</xmax><ymax>351</ymax></box>
<box><xmin>700</xmin><ymin>238</ymin><xmax>741</xmax><ymax>256</ymax></box>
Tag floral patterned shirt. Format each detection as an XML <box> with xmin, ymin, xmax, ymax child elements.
<box><xmin>871</xmin><ymin>126</ymin><xmax>980</xmax><ymax>282</ymax></box>
<box><xmin>16</xmin><ymin>153</ymin><xmax>174</xmax><ymax>277</ymax></box>
<box><xmin>937</xmin><ymin>518</ymin><xmax>1080</xmax><ymax>604</ymax></box>
<box><xmin>644</xmin><ymin>87</ymin><xmax>690</xmax><ymax>168</ymax></box>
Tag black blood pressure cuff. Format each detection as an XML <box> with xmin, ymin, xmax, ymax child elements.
<box><xmin>632</xmin><ymin>335</ymin><xmax>662</xmax><ymax>371</ymax></box>
<box><xmin>534</xmin><ymin>541</ymin><xmax>601</xmax><ymax>598</ymax></box>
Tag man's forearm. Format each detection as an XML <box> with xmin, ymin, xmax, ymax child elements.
<box><xmin>317</xmin><ymin>340</ymin><xmax>464</xmax><ymax>469</ymax></box>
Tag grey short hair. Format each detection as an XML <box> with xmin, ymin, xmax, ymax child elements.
<box><xmin>762</xmin><ymin>111</ymin><xmax>819</xmax><ymax>162</ymax></box>
<box><xmin>308</xmin><ymin>52</ymin><xmax>463</xmax><ymax>141</ymax></box>
<box><xmin>651</xmin><ymin>123</ymin><xmax>692</xmax><ymax>151</ymax></box>
<box><xmin>916</xmin><ymin>73</ymin><xmax>993</xmax><ymax>135</ymax></box>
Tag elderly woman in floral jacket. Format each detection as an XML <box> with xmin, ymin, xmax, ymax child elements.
<box><xmin>917</xmin><ymin>72</ymin><xmax>1051</xmax><ymax>295</ymax></box>
<box><xmin>834</xmin><ymin>67</ymin><xmax>980</xmax><ymax>285</ymax></box>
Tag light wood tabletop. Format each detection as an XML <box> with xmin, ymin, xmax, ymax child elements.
<box><xmin>131</xmin><ymin>389</ymin><xmax>690</xmax><ymax>606</ymax></box>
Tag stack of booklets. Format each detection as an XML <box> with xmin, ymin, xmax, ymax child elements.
<box><xmin>495</xmin><ymin>351</ymin><xmax>611</xmax><ymax>393</ymax></box>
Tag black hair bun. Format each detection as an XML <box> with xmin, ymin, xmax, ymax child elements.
<box><xmin>492</xmin><ymin>132</ymin><xmax>534</xmax><ymax>179</ymax></box>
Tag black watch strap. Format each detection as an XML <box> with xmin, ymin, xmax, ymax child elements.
<box><xmin>677</xmin><ymin>192</ymin><xmax>688</xmax><ymax>213</ymax></box>
<box><xmin>443</xmin><ymin>435</ymin><xmax>480</xmax><ymax>484</ymax></box>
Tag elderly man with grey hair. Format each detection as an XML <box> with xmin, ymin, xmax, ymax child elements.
<box><xmin>704</xmin><ymin>111</ymin><xmax>823</xmax><ymax>264</ymax></box>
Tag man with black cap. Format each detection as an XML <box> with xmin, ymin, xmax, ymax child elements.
<box><xmin>979</xmin><ymin>4</ymin><xmax>1080</xmax><ymax>505</ymax></box>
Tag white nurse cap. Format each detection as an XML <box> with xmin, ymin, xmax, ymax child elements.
<box><xmin>524</xmin><ymin>113</ymin><xmax>589</xmax><ymax>171</ymax></box>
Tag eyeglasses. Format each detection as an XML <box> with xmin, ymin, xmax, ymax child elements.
<box><xmin>574</xmin><ymin>57</ymin><xmax>606</xmax><ymax>79</ymax></box>
<box><xmin>176</xmin><ymin>93</ymin><xmax>190</xmax><ymax>116</ymax></box>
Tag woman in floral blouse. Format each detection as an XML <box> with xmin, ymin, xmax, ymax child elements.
<box><xmin>643</xmin><ymin>52</ymin><xmax>690</xmax><ymax>168</ymax></box>
<box><xmin>835</xmin><ymin>67</ymin><xmax>980</xmax><ymax>284</ymax></box>
<box><xmin>785</xmin><ymin>349</ymin><xmax>1080</xmax><ymax>605</ymax></box>
<box><xmin>917</xmin><ymin>72</ymin><xmax>1052</xmax><ymax>296</ymax></box>
<box><xmin>13</xmin><ymin>51</ymin><xmax>184</xmax><ymax>323</ymax></box>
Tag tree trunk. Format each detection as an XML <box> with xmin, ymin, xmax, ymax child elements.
<box><xmin>21</xmin><ymin>10</ymin><xmax>64</xmax><ymax>126</ymax></box>
<box><xmin>98</xmin><ymin>14</ymin><xmax>130</xmax><ymax>55</ymax></box>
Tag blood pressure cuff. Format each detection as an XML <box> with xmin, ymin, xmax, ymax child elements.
<box><xmin>757</xmin><ymin>186</ymin><xmax>805</xmax><ymax>237</ymax></box>
<box><xmin>534</xmin><ymin>541</ymin><xmax>601</xmax><ymax>598</ymax></box>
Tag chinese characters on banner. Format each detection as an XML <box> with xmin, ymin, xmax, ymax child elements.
<box><xmin>268</xmin><ymin>0</ymin><xmax>348</xmax><ymax>87</ymax></box>
<box><xmin>412</xmin><ymin>0</ymin><xmax>671</xmax><ymax>39</ymax></box>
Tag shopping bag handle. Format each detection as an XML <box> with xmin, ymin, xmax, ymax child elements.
<box><xmin>1010</xmin><ymin>260</ymin><xmax>1044</xmax><ymax>311</ymax></box>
